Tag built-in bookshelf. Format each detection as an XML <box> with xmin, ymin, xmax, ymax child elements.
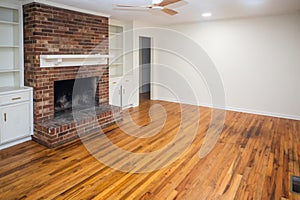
<box><xmin>108</xmin><ymin>21</ymin><xmax>135</xmax><ymax>108</ymax></box>
<box><xmin>0</xmin><ymin>2</ymin><xmax>33</xmax><ymax>150</ymax></box>
<box><xmin>109</xmin><ymin>25</ymin><xmax>124</xmax><ymax>78</ymax></box>
<box><xmin>0</xmin><ymin>4</ymin><xmax>22</xmax><ymax>87</ymax></box>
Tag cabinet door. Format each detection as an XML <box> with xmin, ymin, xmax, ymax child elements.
<box><xmin>0</xmin><ymin>102</ymin><xmax>30</xmax><ymax>144</ymax></box>
<box><xmin>109</xmin><ymin>84</ymin><xmax>121</xmax><ymax>107</ymax></box>
<box><xmin>122</xmin><ymin>78</ymin><xmax>133</xmax><ymax>108</ymax></box>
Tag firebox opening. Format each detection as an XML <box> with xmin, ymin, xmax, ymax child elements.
<box><xmin>54</xmin><ymin>77</ymin><xmax>99</xmax><ymax>116</ymax></box>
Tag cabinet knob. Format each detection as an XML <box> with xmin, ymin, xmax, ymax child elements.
<box><xmin>4</xmin><ymin>113</ymin><xmax>7</xmax><ymax>122</ymax></box>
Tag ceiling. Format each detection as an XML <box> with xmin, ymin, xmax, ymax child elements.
<box><xmin>48</xmin><ymin>0</ymin><xmax>300</xmax><ymax>25</ymax></box>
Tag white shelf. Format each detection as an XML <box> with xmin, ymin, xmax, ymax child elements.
<box><xmin>109</xmin><ymin>33</ymin><xmax>122</xmax><ymax>36</ymax></box>
<box><xmin>0</xmin><ymin>45</ymin><xmax>19</xmax><ymax>48</ymax></box>
<box><xmin>0</xmin><ymin>20</ymin><xmax>18</xmax><ymax>25</ymax></box>
<box><xmin>110</xmin><ymin>48</ymin><xmax>123</xmax><ymax>51</ymax></box>
<box><xmin>109</xmin><ymin>63</ymin><xmax>123</xmax><ymax>66</ymax></box>
<box><xmin>40</xmin><ymin>54</ymin><xmax>112</xmax><ymax>68</ymax></box>
<box><xmin>0</xmin><ymin>69</ymin><xmax>20</xmax><ymax>73</ymax></box>
<box><xmin>109</xmin><ymin>75</ymin><xmax>123</xmax><ymax>78</ymax></box>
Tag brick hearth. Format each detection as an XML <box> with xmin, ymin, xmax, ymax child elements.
<box><xmin>34</xmin><ymin>105</ymin><xmax>121</xmax><ymax>148</ymax></box>
<box><xmin>23</xmin><ymin>3</ymin><xmax>121</xmax><ymax>147</ymax></box>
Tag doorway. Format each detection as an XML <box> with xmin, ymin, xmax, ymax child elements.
<box><xmin>139</xmin><ymin>36</ymin><xmax>151</xmax><ymax>103</ymax></box>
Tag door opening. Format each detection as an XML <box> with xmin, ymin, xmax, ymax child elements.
<box><xmin>139</xmin><ymin>36</ymin><xmax>151</xmax><ymax>103</ymax></box>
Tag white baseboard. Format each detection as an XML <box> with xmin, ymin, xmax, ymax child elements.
<box><xmin>151</xmin><ymin>96</ymin><xmax>300</xmax><ymax>121</ymax></box>
<box><xmin>224</xmin><ymin>106</ymin><xmax>300</xmax><ymax>121</ymax></box>
<box><xmin>0</xmin><ymin>136</ymin><xmax>32</xmax><ymax>150</ymax></box>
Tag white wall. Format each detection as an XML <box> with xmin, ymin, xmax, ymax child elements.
<box><xmin>152</xmin><ymin>14</ymin><xmax>300</xmax><ymax>120</ymax></box>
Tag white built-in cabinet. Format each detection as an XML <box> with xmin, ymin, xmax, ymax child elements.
<box><xmin>0</xmin><ymin>1</ymin><xmax>33</xmax><ymax>150</ymax></box>
<box><xmin>1</xmin><ymin>103</ymin><xmax>30</xmax><ymax>143</ymax></box>
<box><xmin>0</xmin><ymin>87</ymin><xmax>33</xmax><ymax>150</ymax></box>
<box><xmin>109</xmin><ymin>21</ymin><xmax>135</xmax><ymax>108</ymax></box>
<box><xmin>109</xmin><ymin>76</ymin><xmax>134</xmax><ymax>108</ymax></box>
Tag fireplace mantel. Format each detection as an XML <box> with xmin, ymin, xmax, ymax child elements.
<box><xmin>40</xmin><ymin>54</ymin><xmax>112</xmax><ymax>68</ymax></box>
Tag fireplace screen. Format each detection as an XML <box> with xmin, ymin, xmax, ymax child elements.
<box><xmin>54</xmin><ymin>77</ymin><xmax>99</xmax><ymax>116</ymax></box>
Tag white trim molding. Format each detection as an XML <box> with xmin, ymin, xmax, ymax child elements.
<box><xmin>205</xmin><ymin>103</ymin><xmax>300</xmax><ymax>121</ymax></box>
<box><xmin>152</xmin><ymin>96</ymin><xmax>300</xmax><ymax>121</ymax></box>
<box><xmin>224</xmin><ymin>106</ymin><xmax>300</xmax><ymax>121</ymax></box>
<box><xmin>205</xmin><ymin>104</ymin><xmax>300</xmax><ymax>121</ymax></box>
<box><xmin>0</xmin><ymin>136</ymin><xmax>32</xmax><ymax>150</ymax></box>
<box><xmin>20</xmin><ymin>0</ymin><xmax>110</xmax><ymax>18</ymax></box>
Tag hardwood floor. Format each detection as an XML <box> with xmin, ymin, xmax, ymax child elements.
<box><xmin>140</xmin><ymin>92</ymin><xmax>150</xmax><ymax>103</ymax></box>
<box><xmin>0</xmin><ymin>99</ymin><xmax>300</xmax><ymax>200</ymax></box>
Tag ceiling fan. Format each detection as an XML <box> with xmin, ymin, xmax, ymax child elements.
<box><xmin>114</xmin><ymin>0</ymin><xmax>184</xmax><ymax>16</ymax></box>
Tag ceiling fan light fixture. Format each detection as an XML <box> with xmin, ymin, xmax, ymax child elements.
<box><xmin>152</xmin><ymin>0</ymin><xmax>164</xmax><ymax>4</ymax></box>
<box><xmin>152</xmin><ymin>6</ymin><xmax>164</xmax><ymax>10</ymax></box>
<box><xmin>202</xmin><ymin>12</ymin><xmax>212</xmax><ymax>17</ymax></box>
<box><xmin>115</xmin><ymin>0</ymin><xmax>184</xmax><ymax>16</ymax></box>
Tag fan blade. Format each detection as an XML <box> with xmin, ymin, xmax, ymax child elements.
<box><xmin>162</xmin><ymin>8</ymin><xmax>178</xmax><ymax>15</ymax></box>
<box><xmin>114</xmin><ymin>4</ymin><xmax>147</xmax><ymax>8</ymax></box>
<box><xmin>158</xmin><ymin>0</ymin><xmax>182</xmax><ymax>7</ymax></box>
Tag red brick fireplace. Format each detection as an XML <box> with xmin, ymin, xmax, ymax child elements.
<box><xmin>23</xmin><ymin>3</ymin><xmax>121</xmax><ymax>147</ymax></box>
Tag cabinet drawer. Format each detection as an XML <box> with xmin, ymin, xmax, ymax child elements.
<box><xmin>0</xmin><ymin>91</ymin><xmax>30</xmax><ymax>106</ymax></box>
